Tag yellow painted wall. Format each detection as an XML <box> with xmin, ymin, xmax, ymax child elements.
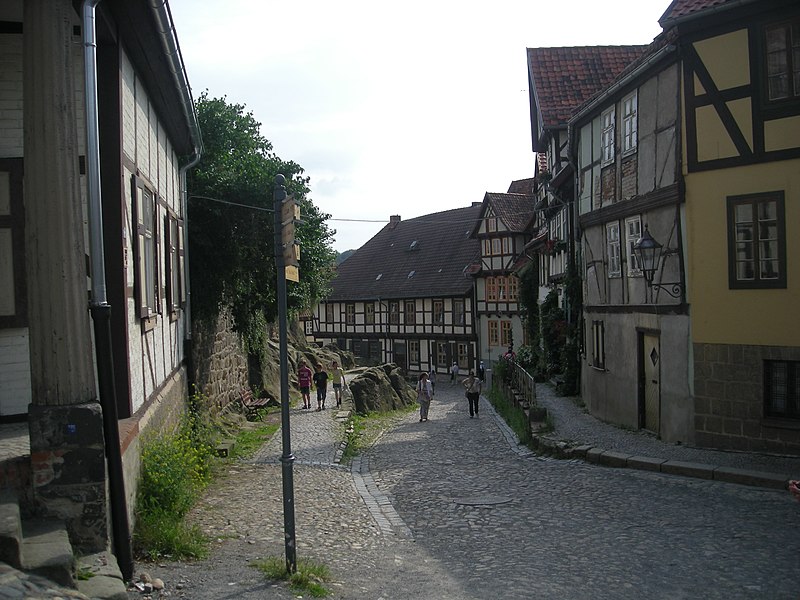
<box><xmin>685</xmin><ymin>161</ymin><xmax>800</xmax><ymax>346</ymax></box>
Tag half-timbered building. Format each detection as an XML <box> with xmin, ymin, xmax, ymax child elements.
<box><xmin>668</xmin><ymin>0</ymin><xmax>800</xmax><ymax>453</ymax></box>
<box><xmin>470</xmin><ymin>190</ymin><xmax>535</xmax><ymax>363</ymax></box>
<box><xmin>314</xmin><ymin>206</ymin><xmax>481</xmax><ymax>376</ymax></box>
<box><xmin>569</xmin><ymin>33</ymin><xmax>688</xmax><ymax>442</ymax></box>
<box><xmin>526</xmin><ymin>45</ymin><xmax>647</xmax><ymax>312</ymax></box>
<box><xmin>0</xmin><ymin>0</ymin><xmax>200</xmax><ymax>563</ymax></box>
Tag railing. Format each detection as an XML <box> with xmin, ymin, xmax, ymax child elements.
<box><xmin>493</xmin><ymin>359</ymin><xmax>536</xmax><ymax>409</ymax></box>
<box><xmin>510</xmin><ymin>361</ymin><xmax>536</xmax><ymax>408</ymax></box>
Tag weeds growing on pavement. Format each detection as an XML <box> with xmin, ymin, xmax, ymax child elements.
<box><xmin>133</xmin><ymin>390</ymin><xmax>279</xmax><ymax>561</ymax></box>
<box><xmin>252</xmin><ymin>556</ymin><xmax>331</xmax><ymax>597</ymax></box>
<box><xmin>341</xmin><ymin>404</ymin><xmax>417</xmax><ymax>463</ymax></box>
<box><xmin>488</xmin><ymin>387</ymin><xmax>532</xmax><ymax>446</ymax></box>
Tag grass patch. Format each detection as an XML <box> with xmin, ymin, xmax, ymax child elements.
<box><xmin>252</xmin><ymin>555</ymin><xmax>331</xmax><ymax>597</ymax></box>
<box><xmin>230</xmin><ymin>420</ymin><xmax>279</xmax><ymax>460</ymax></box>
<box><xmin>488</xmin><ymin>387</ymin><xmax>532</xmax><ymax>446</ymax></box>
<box><xmin>340</xmin><ymin>404</ymin><xmax>416</xmax><ymax>463</ymax></box>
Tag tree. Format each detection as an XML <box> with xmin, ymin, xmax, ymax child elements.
<box><xmin>188</xmin><ymin>94</ymin><xmax>336</xmax><ymax>351</ymax></box>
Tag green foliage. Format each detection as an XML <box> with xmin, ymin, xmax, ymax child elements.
<box><xmin>133</xmin><ymin>509</ymin><xmax>209</xmax><ymax>562</ymax></box>
<box><xmin>558</xmin><ymin>260</ymin><xmax>582</xmax><ymax>396</ymax></box>
<box><xmin>134</xmin><ymin>394</ymin><xmax>216</xmax><ymax>560</ymax></box>
<box><xmin>231</xmin><ymin>421</ymin><xmax>279</xmax><ymax>459</ymax></box>
<box><xmin>252</xmin><ymin>556</ymin><xmax>331</xmax><ymax>597</ymax></box>
<box><xmin>188</xmin><ymin>93</ymin><xmax>337</xmax><ymax>352</ymax></box>
<box><xmin>540</xmin><ymin>289</ymin><xmax>566</xmax><ymax>377</ymax></box>
<box><xmin>487</xmin><ymin>386</ymin><xmax>531</xmax><ymax>446</ymax></box>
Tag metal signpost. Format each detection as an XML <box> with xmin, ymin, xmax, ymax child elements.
<box><xmin>273</xmin><ymin>174</ymin><xmax>297</xmax><ymax>573</ymax></box>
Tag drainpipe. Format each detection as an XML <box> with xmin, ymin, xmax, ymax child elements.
<box><xmin>149</xmin><ymin>0</ymin><xmax>203</xmax><ymax>388</ymax></box>
<box><xmin>82</xmin><ymin>0</ymin><xmax>133</xmax><ymax>582</ymax></box>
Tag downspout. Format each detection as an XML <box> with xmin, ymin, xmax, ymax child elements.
<box><xmin>82</xmin><ymin>0</ymin><xmax>134</xmax><ymax>581</ymax></box>
<box><xmin>149</xmin><ymin>0</ymin><xmax>203</xmax><ymax>386</ymax></box>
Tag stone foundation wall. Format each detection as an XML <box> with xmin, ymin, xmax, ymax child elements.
<box><xmin>121</xmin><ymin>367</ymin><xmax>189</xmax><ymax>530</ymax></box>
<box><xmin>694</xmin><ymin>343</ymin><xmax>800</xmax><ymax>454</ymax></box>
<box><xmin>191</xmin><ymin>307</ymin><xmax>249</xmax><ymax>411</ymax></box>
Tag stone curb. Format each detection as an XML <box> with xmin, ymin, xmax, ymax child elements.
<box><xmin>531</xmin><ymin>434</ymin><xmax>793</xmax><ymax>491</ymax></box>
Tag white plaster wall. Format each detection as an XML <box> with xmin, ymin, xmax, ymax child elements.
<box><xmin>0</xmin><ymin>33</ymin><xmax>23</xmax><ymax>158</ymax></box>
<box><xmin>0</xmin><ymin>328</ymin><xmax>31</xmax><ymax>416</ymax></box>
<box><xmin>120</xmin><ymin>47</ymin><xmax>186</xmax><ymax>414</ymax></box>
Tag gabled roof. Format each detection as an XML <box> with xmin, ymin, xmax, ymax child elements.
<box><xmin>470</xmin><ymin>192</ymin><xmax>535</xmax><ymax>237</ymax></box>
<box><xmin>526</xmin><ymin>45</ymin><xmax>648</xmax><ymax>150</ymax></box>
<box><xmin>327</xmin><ymin>205</ymin><xmax>481</xmax><ymax>302</ymax></box>
<box><xmin>507</xmin><ymin>178</ymin><xmax>535</xmax><ymax>195</ymax></box>
<box><xmin>659</xmin><ymin>0</ymin><xmax>759</xmax><ymax>27</ymax></box>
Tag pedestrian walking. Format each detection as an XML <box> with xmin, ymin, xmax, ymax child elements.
<box><xmin>416</xmin><ymin>372</ymin><xmax>433</xmax><ymax>422</ymax></box>
<box><xmin>330</xmin><ymin>360</ymin><xmax>346</xmax><ymax>408</ymax></box>
<box><xmin>450</xmin><ymin>361</ymin><xmax>459</xmax><ymax>385</ymax></box>
<box><xmin>313</xmin><ymin>363</ymin><xmax>329</xmax><ymax>411</ymax></box>
<box><xmin>298</xmin><ymin>359</ymin><xmax>313</xmax><ymax>409</ymax></box>
<box><xmin>428</xmin><ymin>367</ymin><xmax>437</xmax><ymax>396</ymax></box>
<box><xmin>477</xmin><ymin>360</ymin><xmax>485</xmax><ymax>382</ymax></box>
<box><xmin>462</xmin><ymin>370</ymin><xmax>482</xmax><ymax>418</ymax></box>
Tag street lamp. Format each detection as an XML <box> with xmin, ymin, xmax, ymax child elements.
<box><xmin>633</xmin><ymin>224</ymin><xmax>682</xmax><ymax>299</ymax></box>
<box><xmin>633</xmin><ymin>225</ymin><xmax>662</xmax><ymax>287</ymax></box>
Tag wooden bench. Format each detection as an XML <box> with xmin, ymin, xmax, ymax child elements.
<box><xmin>239</xmin><ymin>388</ymin><xmax>269</xmax><ymax>419</ymax></box>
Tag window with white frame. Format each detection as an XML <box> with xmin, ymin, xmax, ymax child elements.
<box><xmin>728</xmin><ymin>192</ymin><xmax>786</xmax><ymax>288</ymax></box>
<box><xmin>486</xmin><ymin>277</ymin><xmax>497</xmax><ymax>301</ymax></box>
<box><xmin>601</xmin><ymin>107</ymin><xmax>615</xmax><ymax>164</ymax></box>
<box><xmin>625</xmin><ymin>216</ymin><xmax>642</xmax><ymax>275</ymax></box>
<box><xmin>457</xmin><ymin>343</ymin><xmax>469</xmax><ymax>369</ymax></box>
<box><xmin>365</xmin><ymin>303</ymin><xmax>375</xmax><ymax>324</ymax></box>
<box><xmin>606</xmin><ymin>222</ymin><xmax>621</xmax><ymax>277</ymax></box>
<box><xmin>325</xmin><ymin>303</ymin><xmax>335</xmax><ymax>322</ymax></box>
<box><xmin>491</xmin><ymin>238</ymin><xmax>501</xmax><ymax>255</ymax></box>
<box><xmin>552</xmin><ymin>209</ymin><xmax>564</xmax><ymax>243</ymax></box>
<box><xmin>433</xmin><ymin>300</ymin><xmax>444</xmax><ymax>324</ymax></box>
<box><xmin>133</xmin><ymin>176</ymin><xmax>159</xmax><ymax>319</ymax></box>
<box><xmin>345</xmin><ymin>303</ymin><xmax>355</xmax><ymax>324</ymax></box>
<box><xmin>436</xmin><ymin>341</ymin><xmax>448</xmax><ymax>367</ymax></box>
<box><xmin>508</xmin><ymin>275</ymin><xmax>519</xmax><ymax>301</ymax></box>
<box><xmin>453</xmin><ymin>299</ymin><xmax>465</xmax><ymax>325</ymax></box>
<box><xmin>404</xmin><ymin>300</ymin><xmax>415</xmax><ymax>324</ymax></box>
<box><xmin>409</xmin><ymin>340</ymin><xmax>420</xmax><ymax>363</ymax></box>
<box><xmin>622</xmin><ymin>91</ymin><xmax>638</xmax><ymax>154</ymax></box>
<box><xmin>502</xmin><ymin>237</ymin><xmax>510</xmax><ymax>254</ymax></box>
<box><xmin>486</xmin><ymin>216</ymin><xmax>497</xmax><ymax>232</ymax></box>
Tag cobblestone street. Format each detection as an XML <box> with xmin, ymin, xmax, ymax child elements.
<box><xmin>131</xmin><ymin>383</ymin><xmax>800</xmax><ymax>599</ymax></box>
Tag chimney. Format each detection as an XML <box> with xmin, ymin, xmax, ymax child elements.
<box><xmin>389</xmin><ymin>215</ymin><xmax>401</xmax><ymax>229</ymax></box>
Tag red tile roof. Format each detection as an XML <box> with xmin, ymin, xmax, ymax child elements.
<box><xmin>527</xmin><ymin>45</ymin><xmax>649</xmax><ymax>128</ymax></box>
<box><xmin>486</xmin><ymin>193</ymin><xmax>536</xmax><ymax>233</ymax></box>
<box><xmin>659</xmin><ymin>0</ymin><xmax>739</xmax><ymax>26</ymax></box>
<box><xmin>507</xmin><ymin>178</ymin><xmax>535</xmax><ymax>195</ymax></box>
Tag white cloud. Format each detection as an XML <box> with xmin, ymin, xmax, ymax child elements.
<box><xmin>171</xmin><ymin>0</ymin><xmax>665</xmax><ymax>251</ymax></box>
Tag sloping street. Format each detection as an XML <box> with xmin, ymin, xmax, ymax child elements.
<box><xmin>131</xmin><ymin>383</ymin><xmax>800</xmax><ymax>599</ymax></box>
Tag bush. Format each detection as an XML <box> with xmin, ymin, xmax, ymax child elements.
<box><xmin>134</xmin><ymin>394</ymin><xmax>216</xmax><ymax>560</ymax></box>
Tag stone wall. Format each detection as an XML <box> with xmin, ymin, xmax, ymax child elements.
<box><xmin>191</xmin><ymin>307</ymin><xmax>249</xmax><ymax>411</ymax></box>
<box><xmin>694</xmin><ymin>343</ymin><xmax>800</xmax><ymax>454</ymax></box>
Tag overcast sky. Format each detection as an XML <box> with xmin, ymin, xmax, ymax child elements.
<box><xmin>169</xmin><ymin>0</ymin><xmax>666</xmax><ymax>252</ymax></box>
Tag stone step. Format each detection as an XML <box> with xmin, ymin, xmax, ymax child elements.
<box><xmin>21</xmin><ymin>518</ymin><xmax>75</xmax><ymax>588</ymax></box>
<box><xmin>76</xmin><ymin>551</ymin><xmax>128</xmax><ymax>600</ymax></box>
<box><xmin>0</xmin><ymin>489</ymin><xmax>23</xmax><ymax>568</ymax></box>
